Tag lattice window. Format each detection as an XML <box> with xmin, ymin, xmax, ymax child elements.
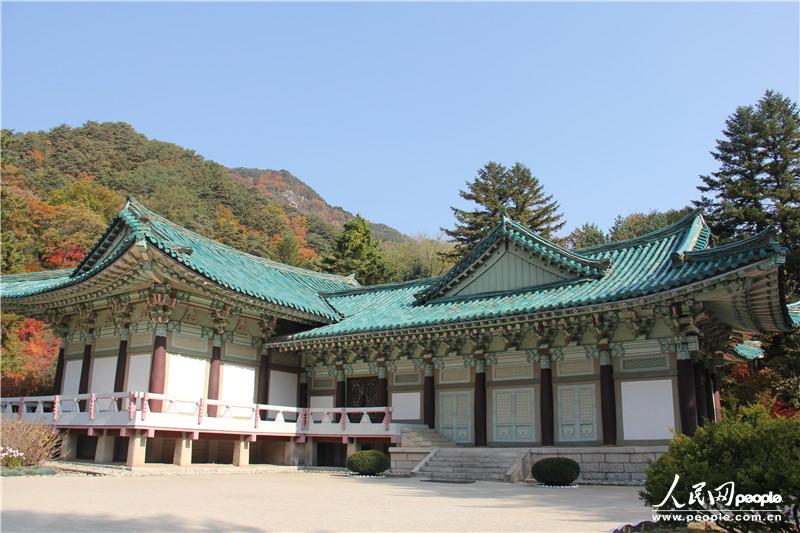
<box><xmin>393</xmin><ymin>372</ymin><xmax>421</xmax><ymax>386</ymax></box>
<box><xmin>558</xmin><ymin>384</ymin><xmax>596</xmax><ymax>441</ymax></box>
<box><xmin>621</xmin><ymin>356</ymin><xmax>669</xmax><ymax>372</ymax></box>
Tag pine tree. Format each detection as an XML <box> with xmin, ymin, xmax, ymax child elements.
<box><xmin>564</xmin><ymin>223</ymin><xmax>607</xmax><ymax>249</ymax></box>
<box><xmin>695</xmin><ymin>90</ymin><xmax>800</xmax><ymax>296</ymax></box>
<box><xmin>442</xmin><ymin>161</ymin><xmax>565</xmax><ymax>260</ymax></box>
<box><xmin>323</xmin><ymin>215</ymin><xmax>391</xmax><ymax>285</ymax></box>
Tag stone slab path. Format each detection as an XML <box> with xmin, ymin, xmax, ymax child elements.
<box><xmin>2</xmin><ymin>471</ymin><xmax>651</xmax><ymax>532</ymax></box>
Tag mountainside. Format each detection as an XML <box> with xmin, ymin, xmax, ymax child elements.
<box><xmin>229</xmin><ymin>167</ymin><xmax>406</xmax><ymax>243</ymax></box>
<box><xmin>0</xmin><ymin>121</ymin><xmax>406</xmax><ymax>275</ymax></box>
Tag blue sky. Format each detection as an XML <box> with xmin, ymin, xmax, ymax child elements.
<box><xmin>2</xmin><ymin>2</ymin><xmax>798</xmax><ymax>238</ymax></box>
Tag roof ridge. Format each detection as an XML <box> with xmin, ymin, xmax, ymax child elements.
<box><xmin>124</xmin><ymin>195</ymin><xmax>359</xmax><ymax>285</ymax></box>
<box><xmin>321</xmin><ymin>276</ymin><xmax>440</xmax><ymax>297</ymax></box>
<box><xmin>577</xmin><ymin>209</ymin><xmax>705</xmax><ymax>254</ymax></box>
<box><xmin>680</xmin><ymin>227</ymin><xmax>781</xmax><ymax>261</ymax></box>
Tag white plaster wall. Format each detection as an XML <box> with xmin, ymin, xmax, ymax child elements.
<box><xmin>621</xmin><ymin>379</ymin><xmax>675</xmax><ymax>440</ymax></box>
<box><xmin>268</xmin><ymin>370</ymin><xmax>297</xmax><ymax>407</ymax></box>
<box><xmin>89</xmin><ymin>357</ymin><xmax>116</xmax><ymax>394</ymax></box>
<box><xmin>62</xmin><ymin>359</ymin><xmax>83</xmax><ymax>397</ymax></box>
<box><xmin>167</xmin><ymin>353</ymin><xmax>207</xmax><ymax>413</ymax></box>
<box><xmin>220</xmin><ymin>363</ymin><xmax>256</xmax><ymax>417</ymax></box>
<box><xmin>127</xmin><ymin>354</ymin><xmax>151</xmax><ymax>393</ymax></box>
<box><xmin>391</xmin><ymin>392</ymin><xmax>420</xmax><ymax>420</ymax></box>
<box><xmin>309</xmin><ymin>395</ymin><xmax>334</xmax><ymax>422</ymax></box>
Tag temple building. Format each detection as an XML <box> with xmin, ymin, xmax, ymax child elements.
<box><xmin>1</xmin><ymin>197</ymin><xmax>796</xmax><ymax>481</ymax></box>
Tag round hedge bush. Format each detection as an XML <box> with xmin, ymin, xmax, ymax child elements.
<box><xmin>346</xmin><ymin>450</ymin><xmax>390</xmax><ymax>475</ymax></box>
<box><xmin>531</xmin><ymin>457</ymin><xmax>580</xmax><ymax>486</ymax></box>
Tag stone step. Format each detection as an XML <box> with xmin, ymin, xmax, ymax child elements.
<box><xmin>420</xmin><ymin>471</ymin><xmax>507</xmax><ymax>482</ymax></box>
<box><xmin>420</xmin><ymin>466</ymin><xmax>509</xmax><ymax>474</ymax></box>
<box><xmin>427</xmin><ymin>456</ymin><xmax>514</xmax><ymax>468</ymax></box>
<box><xmin>431</xmin><ymin>454</ymin><xmax>520</xmax><ymax>461</ymax></box>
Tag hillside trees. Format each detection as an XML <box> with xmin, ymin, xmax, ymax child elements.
<box><xmin>323</xmin><ymin>215</ymin><xmax>391</xmax><ymax>285</ymax></box>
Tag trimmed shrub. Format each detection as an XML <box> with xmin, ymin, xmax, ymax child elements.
<box><xmin>531</xmin><ymin>457</ymin><xmax>581</xmax><ymax>486</ymax></box>
<box><xmin>1</xmin><ymin>465</ymin><xmax>57</xmax><ymax>477</ymax></box>
<box><xmin>346</xmin><ymin>450</ymin><xmax>390</xmax><ymax>475</ymax></box>
<box><xmin>640</xmin><ymin>404</ymin><xmax>800</xmax><ymax>532</ymax></box>
<box><xmin>0</xmin><ymin>420</ymin><xmax>62</xmax><ymax>466</ymax></box>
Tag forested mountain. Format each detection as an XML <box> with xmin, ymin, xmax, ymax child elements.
<box><xmin>0</xmin><ymin>122</ymin><xmax>406</xmax><ymax>274</ymax></box>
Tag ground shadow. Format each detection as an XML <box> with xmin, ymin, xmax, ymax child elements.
<box><xmin>1</xmin><ymin>511</ymin><xmax>262</xmax><ymax>533</ymax></box>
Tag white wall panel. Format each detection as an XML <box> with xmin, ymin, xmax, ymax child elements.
<box><xmin>127</xmin><ymin>354</ymin><xmax>151</xmax><ymax>393</ymax></box>
<box><xmin>89</xmin><ymin>357</ymin><xmax>116</xmax><ymax>394</ymax></box>
<box><xmin>268</xmin><ymin>370</ymin><xmax>297</xmax><ymax>407</ymax></box>
<box><xmin>167</xmin><ymin>353</ymin><xmax>207</xmax><ymax>413</ymax></box>
<box><xmin>220</xmin><ymin>363</ymin><xmax>256</xmax><ymax>417</ymax></box>
<box><xmin>621</xmin><ymin>379</ymin><xmax>675</xmax><ymax>440</ymax></box>
<box><xmin>62</xmin><ymin>360</ymin><xmax>82</xmax><ymax>396</ymax></box>
<box><xmin>391</xmin><ymin>392</ymin><xmax>420</xmax><ymax>420</ymax></box>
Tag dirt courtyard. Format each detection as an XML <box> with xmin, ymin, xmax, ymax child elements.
<box><xmin>2</xmin><ymin>471</ymin><xmax>651</xmax><ymax>532</ymax></box>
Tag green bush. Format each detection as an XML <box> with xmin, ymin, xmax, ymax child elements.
<box><xmin>346</xmin><ymin>450</ymin><xmax>390</xmax><ymax>475</ymax></box>
<box><xmin>640</xmin><ymin>405</ymin><xmax>800</xmax><ymax>532</ymax></box>
<box><xmin>1</xmin><ymin>466</ymin><xmax>57</xmax><ymax>477</ymax></box>
<box><xmin>531</xmin><ymin>457</ymin><xmax>581</xmax><ymax>486</ymax></box>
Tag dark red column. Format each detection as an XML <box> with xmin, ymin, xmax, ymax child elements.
<box><xmin>78</xmin><ymin>338</ymin><xmax>93</xmax><ymax>410</ymax></box>
<box><xmin>298</xmin><ymin>371</ymin><xmax>308</xmax><ymax>409</ymax></box>
<box><xmin>539</xmin><ymin>355</ymin><xmax>554</xmax><ymax>446</ymax></box>
<box><xmin>257</xmin><ymin>349</ymin><xmax>270</xmax><ymax>420</ymax></box>
<box><xmin>377</xmin><ymin>365</ymin><xmax>388</xmax><ymax>407</ymax></box>
<box><xmin>703</xmin><ymin>367</ymin><xmax>715</xmax><ymax>423</ymax></box>
<box><xmin>599</xmin><ymin>351</ymin><xmax>617</xmax><ymax>445</ymax></box>
<box><xmin>335</xmin><ymin>368</ymin><xmax>346</xmax><ymax>423</ymax></box>
<box><xmin>711</xmin><ymin>371</ymin><xmax>722</xmax><ymax>421</ymax></box>
<box><xmin>694</xmin><ymin>361</ymin><xmax>708</xmax><ymax>426</ymax></box>
<box><xmin>474</xmin><ymin>359</ymin><xmax>487</xmax><ymax>447</ymax></box>
<box><xmin>148</xmin><ymin>326</ymin><xmax>168</xmax><ymax>412</ymax></box>
<box><xmin>423</xmin><ymin>361</ymin><xmax>435</xmax><ymax>428</ymax></box>
<box><xmin>114</xmin><ymin>329</ymin><xmax>129</xmax><ymax>393</ymax></box>
<box><xmin>53</xmin><ymin>340</ymin><xmax>66</xmax><ymax>395</ymax></box>
<box><xmin>677</xmin><ymin>352</ymin><xmax>698</xmax><ymax>436</ymax></box>
<box><xmin>207</xmin><ymin>335</ymin><xmax>222</xmax><ymax>417</ymax></box>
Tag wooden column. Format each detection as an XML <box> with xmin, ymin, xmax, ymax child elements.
<box><xmin>423</xmin><ymin>361</ymin><xmax>435</xmax><ymax>429</ymax></box>
<box><xmin>712</xmin><ymin>372</ymin><xmax>722</xmax><ymax>421</ymax></box>
<box><xmin>694</xmin><ymin>360</ymin><xmax>708</xmax><ymax>426</ymax></box>
<box><xmin>474</xmin><ymin>359</ymin><xmax>487</xmax><ymax>447</ymax></box>
<box><xmin>207</xmin><ymin>334</ymin><xmax>222</xmax><ymax>417</ymax></box>
<box><xmin>52</xmin><ymin>338</ymin><xmax>67</xmax><ymax>395</ymax></box>
<box><xmin>148</xmin><ymin>324</ymin><xmax>168</xmax><ymax>412</ymax></box>
<box><xmin>539</xmin><ymin>354</ymin><xmax>554</xmax><ymax>446</ymax></box>
<box><xmin>335</xmin><ymin>367</ymin><xmax>346</xmax><ymax>423</ymax></box>
<box><xmin>257</xmin><ymin>347</ymin><xmax>271</xmax><ymax>420</ymax></box>
<box><xmin>676</xmin><ymin>349</ymin><xmax>698</xmax><ymax>436</ymax></box>
<box><xmin>113</xmin><ymin>328</ymin><xmax>129</xmax><ymax>393</ymax></box>
<box><xmin>703</xmin><ymin>367</ymin><xmax>715</xmax><ymax>423</ymax></box>
<box><xmin>377</xmin><ymin>364</ymin><xmax>388</xmax><ymax>407</ymax></box>
<box><xmin>599</xmin><ymin>350</ymin><xmax>617</xmax><ymax>445</ymax></box>
<box><xmin>298</xmin><ymin>371</ymin><xmax>309</xmax><ymax>409</ymax></box>
<box><xmin>78</xmin><ymin>335</ymin><xmax>93</xmax><ymax>410</ymax></box>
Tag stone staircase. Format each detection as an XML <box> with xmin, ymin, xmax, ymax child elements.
<box><xmin>414</xmin><ymin>448</ymin><xmax>526</xmax><ymax>482</ymax></box>
<box><xmin>400</xmin><ymin>427</ymin><xmax>457</xmax><ymax>448</ymax></box>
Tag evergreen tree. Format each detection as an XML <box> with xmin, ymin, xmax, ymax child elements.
<box><xmin>695</xmin><ymin>90</ymin><xmax>800</xmax><ymax>296</ymax></box>
<box><xmin>608</xmin><ymin>208</ymin><xmax>692</xmax><ymax>242</ymax></box>
<box><xmin>564</xmin><ymin>223</ymin><xmax>607</xmax><ymax>249</ymax></box>
<box><xmin>323</xmin><ymin>215</ymin><xmax>391</xmax><ymax>285</ymax></box>
<box><xmin>443</xmin><ymin>161</ymin><xmax>565</xmax><ymax>260</ymax></box>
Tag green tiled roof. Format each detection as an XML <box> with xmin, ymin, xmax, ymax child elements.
<box><xmin>788</xmin><ymin>301</ymin><xmax>800</xmax><ymax>328</ymax></box>
<box><xmin>415</xmin><ymin>214</ymin><xmax>609</xmax><ymax>303</ymax></box>
<box><xmin>283</xmin><ymin>211</ymin><xmax>788</xmax><ymax>341</ymax></box>
<box><xmin>734</xmin><ymin>340</ymin><xmax>765</xmax><ymax>360</ymax></box>
<box><xmin>0</xmin><ymin>269</ymin><xmax>74</xmax><ymax>298</ymax></box>
<box><xmin>1</xmin><ymin>197</ymin><xmax>358</xmax><ymax>321</ymax></box>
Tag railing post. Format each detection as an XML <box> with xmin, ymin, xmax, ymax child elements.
<box><xmin>384</xmin><ymin>407</ymin><xmax>391</xmax><ymax>431</ymax></box>
<box><xmin>142</xmin><ymin>393</ymin><xmax>149</xmax><ymax>422</ymax></box>
<box><xmin>128</xmin><ymin>392</ymin><xmax>137</xmax><ymax>421</ymax></box>
<box><xmin>53</xmin><ymin>395</ymin><xmax>60</xmax><ymax>422</ymax></box>
<box><xmin>198</xmin><ymin>398</ymin><xmax>205</xmax><ymax>426</ymax></box>
<box><xmin>89</xmin><ymin>393</ymin><xmax>96</xmax><ymax>420</ymax></box>
<box><xmin>340</xmin><ymin>408</ymin><xmax>347</xmax><ymax>430</ymax></box>
<box><xmin>254</xmin><ymin>405</ymin><xmax>260</xmax><ymax>429</ymax></box>
<box><xmin>304</xmin><ymin>408</ymin><xmax>310</xmax><ymax>430</ymax></box>
<box><xmin>18</xmin><ymin>398</ymin><xmax>23</xmax><ymax>420</ymax></box>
